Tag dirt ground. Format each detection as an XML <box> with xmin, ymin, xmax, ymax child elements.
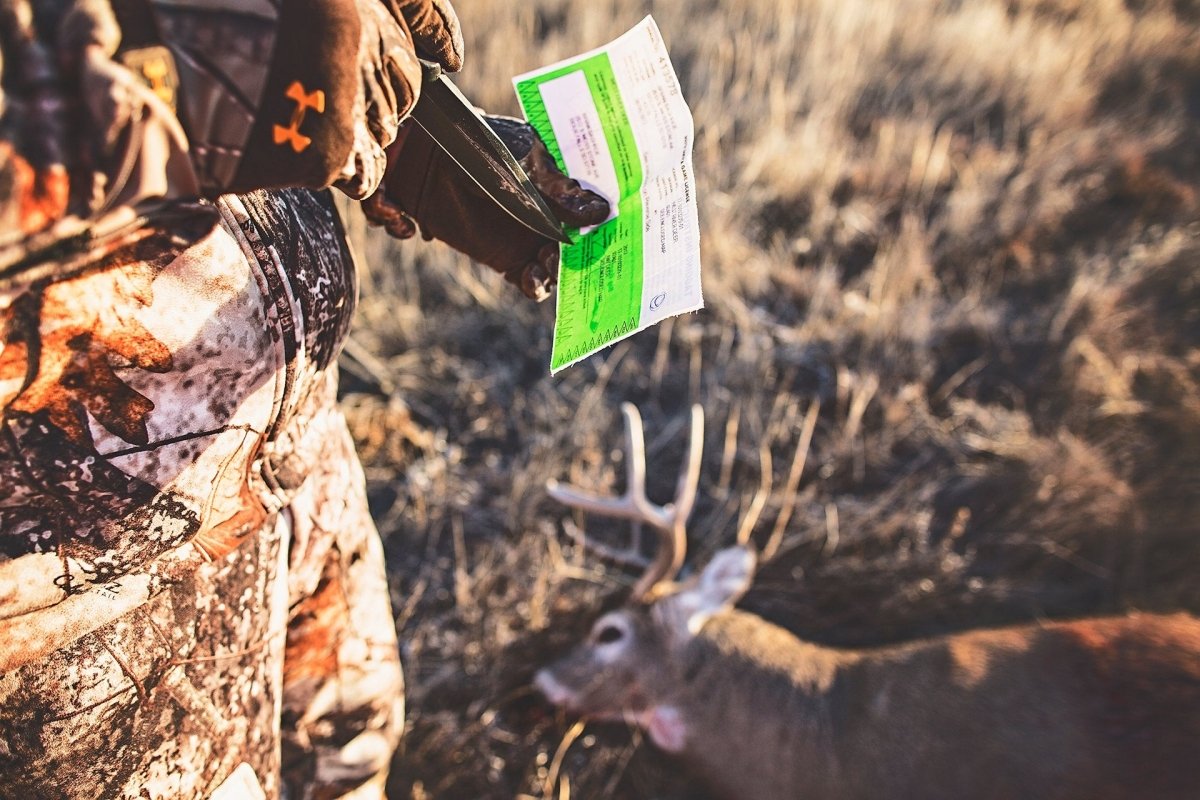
<box><xmin>335</xmin><ymin>0</ymin><xmax>1200</xmax><ymax>797</ymax></box>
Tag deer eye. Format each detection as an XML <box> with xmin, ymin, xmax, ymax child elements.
<box><xmin>595</xmin><ymin>624</ymin><xmax>625</xmax><ymax>644</ymax></box>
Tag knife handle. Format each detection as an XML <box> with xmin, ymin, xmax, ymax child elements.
<box><xmin>420</xmin><ymin>59</ymin><xmax>442</xmax><ymax>85</ymax></box>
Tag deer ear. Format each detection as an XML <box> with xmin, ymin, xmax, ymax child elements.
<box><xmin>664</xmin><ymin>546</ymin><xmax>757</xmax><ymax>636</ymax></box>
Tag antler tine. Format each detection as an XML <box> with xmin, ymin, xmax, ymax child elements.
<box><xmin>674</xmin><ymin>403</ymin><xmax>704</xmax><ymax>531</ymax></box>
<box><xmin>545</xmin><ymin>404</ymin><xmax>666</xmax><ymax>528</ymax></box>
<box><xmin>546</xmin><ymin>403</ymin><xmax>705</xmax><ymax>600</ymax></box>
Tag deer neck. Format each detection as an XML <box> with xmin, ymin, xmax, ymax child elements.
<box><xmin>665</xmin><ymin>610</ymin><xmax>859</xmax><ymax>800</ymax></box>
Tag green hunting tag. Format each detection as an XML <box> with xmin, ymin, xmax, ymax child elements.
<box><xmin>514</xmin><ymin>16</ymin><xmax>703</xmax><ymax>373</ymax></box>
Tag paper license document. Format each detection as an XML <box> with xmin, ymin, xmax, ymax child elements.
<box><xmin>514</xmin><ymin>16</ymin><xmax>703</xmax><ymax>373</ymax></box>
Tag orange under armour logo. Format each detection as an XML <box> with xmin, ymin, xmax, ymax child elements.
<box><xmin>273</xmin><ymin>81</ymin><xmax>326</xmax><ymax>153</ymax></box>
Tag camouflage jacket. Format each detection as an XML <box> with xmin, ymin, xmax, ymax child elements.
<box><xmin>0</xmin><ymin>3</ymin><xmax>419</xmax><ymax>794</ymax></box>
<box><xmin>0</xmin><ymin>0</ymin><xmax>400</xmax><ymax>665</ymax></box>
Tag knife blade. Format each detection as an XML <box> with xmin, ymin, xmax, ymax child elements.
<box><xmin>411</xmin><ymin>61</ymin><xmax>571</xmax><ymax>244</ymax></box>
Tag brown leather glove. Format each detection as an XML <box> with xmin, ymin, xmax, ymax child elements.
<box><xmin>330</xmin><ymin>0</ymin><xmax>466</xmax><ymax>196</ymax></box>
<box><xmin>394</xmin><ymin>0</ymin><xmax>464</xmax><ymax>71</ymax></box>
<box><xmin>363</xmin><ymin>115</ymin><xmax>611</xmax><ymax>301</ymax></box>
<box><xmin>231</xmin><ymin>0</ymin><xmax>465</xmax><ymax>196</ymax></box>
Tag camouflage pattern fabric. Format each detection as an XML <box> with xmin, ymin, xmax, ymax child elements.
<box><xmin>0</xmin><ymin>0</ymin><xmax>199</xmax><ymax>265</ymax></box>
<box><xmin>0</xmin><ymin>189</ymin><xmax>403</xmax><ymax>799</ymax></box>
<box><xmin>0</xmin><ymin>0</ymin><xmax>431</xmax><ymax>268</ymax></box>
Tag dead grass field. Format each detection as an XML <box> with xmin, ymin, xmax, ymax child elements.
<box><xmin>336</xmin><ymin>0</ymin><xmax>1200</xmax><ymax>797</ymax></box>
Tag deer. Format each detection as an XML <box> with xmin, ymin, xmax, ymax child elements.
<box><xmin>536</xmin><ymin>403</ymin><xmax>1200</xmax><ymax>800</ymax></box>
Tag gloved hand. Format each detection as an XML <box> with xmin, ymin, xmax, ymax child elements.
<box><xmin>362</xmin><ymin>115</ymin><xmax>611</xmax><ymax>301</ymax></box>
<box><xmin>393</xmin><ymin>0</ymin><xmax>464</xmax><ymax>71</ymax></box>
<box><xmin>234</xmin><ymin>0</ymin><xmax>465</xmax><ymax>197</ymax></box>
<box><xmin>330</xmin><ymin>0</ymin><xmax>466</xmax><ymax>196</ymax></box>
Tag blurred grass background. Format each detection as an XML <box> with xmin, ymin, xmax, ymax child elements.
<box><xmin>335</xmin><ymin>0</ymin><xmax>1200</xmax><ymax>796</ymax></box>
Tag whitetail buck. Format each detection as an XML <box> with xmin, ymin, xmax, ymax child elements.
<box><xmin>537</xmin><ymin>404</ymin><xmax>1200</xmax><ymax>800</ymax></box>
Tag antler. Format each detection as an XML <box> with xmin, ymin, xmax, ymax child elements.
<box><xmin>547</xmin><ymin>403</ymin><xmax>704</xmax><ymax>600</ymax></box>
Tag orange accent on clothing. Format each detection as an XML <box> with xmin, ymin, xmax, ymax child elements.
<box><xmin>273</xmin><ymin>82</ymin><xmax>327</xmax><ymax>153</ymax></box>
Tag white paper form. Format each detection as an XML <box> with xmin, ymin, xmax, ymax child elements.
<box><xmin>514</xmin><ymin>16</ymin><xmax>703</xmax><ymax>373</ymax></box>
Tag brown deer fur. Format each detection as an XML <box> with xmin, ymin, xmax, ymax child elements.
<box><xmin>538</xmin><ymin>555</ymin><xmax>1200</xmax><ymax>800</ymax></box>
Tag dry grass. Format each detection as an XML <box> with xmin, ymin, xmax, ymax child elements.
<box><xmin>336</xmin><ymin>0</ymin><xmax>1200</xmax><ymax>796</ymax></box>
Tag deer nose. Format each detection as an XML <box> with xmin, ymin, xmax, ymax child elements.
<box><xmin>534</xmin><ymin>669</ymin><xmax>576</xmax><ymax>708</ymax></box>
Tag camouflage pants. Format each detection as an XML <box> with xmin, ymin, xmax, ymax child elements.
<box><xmin>0</xmin><ymin>191</ymin><xmax>403</xmax><ymax>798</ymax></box>
<box><xmin>0</xmin><ymin>413</ymin><xmax>402</xmax><ymax>800</ymax></box>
